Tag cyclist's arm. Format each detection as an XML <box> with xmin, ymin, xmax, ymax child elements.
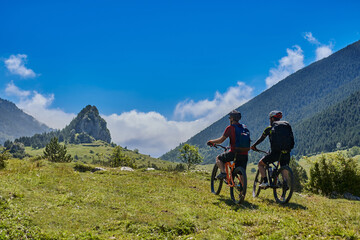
<box><xmin>208</xmin><ymin>135</ymin><xmax>227</xmax><ymax>145</ymax></box>
<box><xmin>251</xmin><ymin>134</ymin><xmax>267</xmax><ymax>150</ymax></box>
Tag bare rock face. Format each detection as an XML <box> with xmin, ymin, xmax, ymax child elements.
<box><xmin>65</xmin><ymin>105</ymin><xmax>111</xmax><ymax>143</ymax></box>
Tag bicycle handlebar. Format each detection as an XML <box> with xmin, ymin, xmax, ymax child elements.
<box><xmin>208</xmin><ymin>142</ymin><xmax>268</xmax><ymax>154</ymax></box>
<box><xmin>207</xmin><ymin>143</ymin><xmax>228</xmax><ymax>150</ymax></box>
<box><xmin>252</xmin><ymin>149</ymin><xmax>269</xmax><ymax>154</ymax></box>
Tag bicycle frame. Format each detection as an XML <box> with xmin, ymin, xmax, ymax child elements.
<box><xmin>266</xmin><ymin>161</ymin><xmax>280</xmax><ymax>188</ymax></box>
<box><xmin>210</xmin><ymin>143</ymin><xmax>248</xmax><ymax>204</ymax></box>
<box><xmin>211</xmin><ymin>144</ymin><xmax>243</xmax><ymax>187</ymax></box>
<box><xmin>224</xmin><ymin>161</ymin><xmax>236</xmax><ymax>187</ymax></box>
<box><xmin>252</xmin><ymin>149</ymin><xmax>294</xmax><ymax>204</ymax></box>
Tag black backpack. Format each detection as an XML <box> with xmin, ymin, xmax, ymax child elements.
<box><xmin>269</xmin><ymin>121</ymin><xmax>295</xmax><ymax>151</ymax></box>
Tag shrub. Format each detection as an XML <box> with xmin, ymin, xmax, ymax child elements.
<box><xmin>74</xmin><ymin>162</ymin><xmax>96</xmax><ymax>172</ymax></box>
<box><xmin>347</xmin><ymin>146</ymin><xmax>360</xmax><ymax>157</ymax></box>
<box><xmin>306</xmin><ymin>153</ymin><xmax>360</xmax><ymax>196</ymax></box>
<box><xmin>110</xmin><ymin>146</ymin><xmax>136</xmax><ymax>168</ymax></box>
<box><xmin>175</xmin><ymin>163</ymin><xmax>186</xmax><ymax>172</ymax></box>
<box><xmin>4</xmin><ymin>141</ymin><xmax>27</xmax><ymax>159</ymax></box>
<box><xmin>0</xmin><ymin>150</ymin><xmax>11</xmax><ymax>169</ymax></box>
<box><xmin>289</xmin><ymin>157</ymin><xmax>308</xmax><ymax>192</ymax></box>
<box><xmin>151</xmin><ymin>163</ymin><xmax>159</xmax><ymax>170</ymax></box>
<box><xmin>166</xmin><ymin>163</ymin><xmax>186</xmax><ymax>172</ymax></box>
<box><xmin>43</xmin><ymin>137</ymin><xmax>73</xmax><ymax>163</ymax></box>
<box><xmin>28</xmin><ymin>155</ymin><xmax>43</xmax><ymax>162</ymax></box>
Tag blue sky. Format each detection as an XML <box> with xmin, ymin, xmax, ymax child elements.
<box><xmin>1</xmin><ymin>0</ymin><xmax>360</xmax><ymax>156</ymax></box>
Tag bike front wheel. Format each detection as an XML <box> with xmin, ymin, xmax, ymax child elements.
<box><xmin>273</xmin><ymin>166</ymin><xmax>294</xmax><ymax>204</ymax></box>
<box><xmin>211</xmin><ymin>164</ymin><xmax>223</xmax><ymax>195</ymax></box>
<box><xmin>230</xmin><ymin>167</ymin><xmax>247</xmax><ymax>204</ymax></box>
<box><xmin>252</xmin><ymin>169</ymin><xmax>262</xmax><ymax>198</ymax></box>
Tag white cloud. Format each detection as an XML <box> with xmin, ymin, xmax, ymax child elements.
<box><xmin>4</xmin><ymin>54</ymin><xmax>37</xmax><ymax>78</ymax></box>
<box><xmin>304</xmin><ymin>32</ymin><xmax>320</xmax><ymax>45</ymax></box>
<box><xmin>5</xmin><ymin>82</ymin><xmax>75</xmax><ymax>129</ymax></box>
<box><xmin>304</xmin><ymin>32</ymin><xmax>333</xmax><ymax>61</ymax></box>
<box><xmin>103</xmin><ymin>111</ymin><xmax>206</xmax><ymax>157</ymax></box>
<box><xmin>174</xmin><ymin>81</ymin><xmax>253</xmax><ymax>121</ymax></box>
<box><xmin>265</xmin><ymin>45</ymin><xmax>305</xmax><ymax>88</ymax></box>
<box><xmin>315</xmin><ymin>45</ymin><xmax>333</xmax><ymax>61</ymax></box>
<box><xmin>5</xmin><ymin>81</ymin><xmax>31</xmax><ymax>98</ymax></box>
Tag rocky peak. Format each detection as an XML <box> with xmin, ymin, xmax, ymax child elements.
<box><xmin>65</xmin><ymin>105</ymin><xmax>111</xmax><ymax>143</ymax></box>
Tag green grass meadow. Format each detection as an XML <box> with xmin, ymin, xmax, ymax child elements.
<box><xmin>0</xmin><ymin>154</ymin><xmax>359</xmax><ymax>239</ymax></box>
<box><xmin>25</xmin><ymin>141</ymin><xmax>176</xmax><ymax>170</ymax></box>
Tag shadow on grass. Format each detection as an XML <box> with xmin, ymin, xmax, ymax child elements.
<box><xmin>216</xmin><ymin>196</ymin><xmax>259</xmax><ymax>211</ymax></box>
<box><xmin>262</xmin><ymin>198</ymin><xmax>307</xmax><ymax>210</ymax></box>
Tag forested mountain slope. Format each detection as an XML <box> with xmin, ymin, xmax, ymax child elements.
<box><xmin>0</xmin><ymin>98</ymin><xmax>50</xmax><ymax>144</ymax></box>
<box><xmin>162</xmin><ymin>40</ymin><xmax>360</xmax><ymax>164</ymax></box>
<box><xmin>294</xmin><ymin>90</ymin><xmax>360</xmax><ymax>155</ymax></box>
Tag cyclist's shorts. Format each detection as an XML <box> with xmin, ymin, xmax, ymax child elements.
<box><xmin>218</xmin><ymin>151</ymin><xmax>248</xmax><ymax>170</ymax></box>
<box><xmin>261</xmin><ymin>151</ymin><xmax>290</xmax><ymax>167</ymax></box>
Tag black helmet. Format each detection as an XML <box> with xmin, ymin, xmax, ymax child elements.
<box><xmin>269</xmin><ymin>110</ymin><xmax>282</xmax><ymax>120</ymax></box>
<box><xmin>229</xmin><ymin>110</ymin><xmax>241</xmax><ymax>121</ymax></box>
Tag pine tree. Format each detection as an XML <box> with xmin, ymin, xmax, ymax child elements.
<box><xmin>43</xmin><ymin>137</ymin><xmax>72</xmax><ymax>163</ymax></box>
<box><xmin>110</xmin><ymin>146</ymin><xmax>135</xmax><ymax>168</ymax></box>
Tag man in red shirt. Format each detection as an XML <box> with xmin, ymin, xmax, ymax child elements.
<box><xmin>207</xmin><ymin>110</ymin><xmax>250</xmax><ymax>179</ymax></box>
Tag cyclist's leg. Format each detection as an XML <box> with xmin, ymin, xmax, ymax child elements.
<box><xmin>217</xmin><ymin>151</ymin><xmax>235</xmax><ymax>178</ymax></box>
<box><xmin>258</xmin><ymin>153</ymin><xmax>276</xmax><ymax>179</ymax></box>
<box><xmin>216</xmin><ymin>156</ymin><xmax>226</xmax><ymax>173</ymax></box>
<box><xmin>258</xmin><ymin>157</ymin><xmax>267</xmax><ymax>179</ymax></box>
<box><xmin>280</xmin><ymin>151</ymin><xmax>291</xmax><ymax>183</ymax></box>
<box><xmin>258</xmin><ymin>151</ymin><xmax>280</xmax><ymax>184</ymax></box>
<box><xmin>235</xmin><ymin>154</ymin><xmax>248</xmax><ymax>188</ymax></box>
<box><xmin>235</xmin><ymin>154</ymin><xmax>248</xmax><ymax>170</ymax></box>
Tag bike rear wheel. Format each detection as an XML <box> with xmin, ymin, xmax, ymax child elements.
<box><xmin>252</xmin><ymin>169</ymin><xmax>262</xmax><ymax>198</ymax></box>
<box><xmin>273</xmin><ymin>166</ymin><xmax>294</xmax><ymax>204</ymax></box>
<box><xmin>211</xmin><ymin>164</ymin><xmax>223</xmax><ymax>195</ymax></box>
<box><xmin>230</xmin><ymin>167</ymin><xmax>247</xmax><ymax>204</ymax></box>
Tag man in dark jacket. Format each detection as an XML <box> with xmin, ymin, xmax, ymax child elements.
<box><xmin>251</xmin><ymin>110</ymin><xmax>294</xmax><ymax>188</ymax></box>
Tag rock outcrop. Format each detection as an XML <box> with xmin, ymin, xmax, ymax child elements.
<box><xmin>65</xmin><ymin>105</ymin><xmax>111</xmax><ymax>143</ymax></box>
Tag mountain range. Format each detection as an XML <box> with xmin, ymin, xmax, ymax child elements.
<box><xmin>0</xmin><ymin>98</ymin><xmax>50</xmax><ymax>145</ymax></box>
<box><xmin>161</xmin><ymin>40</ymin><xmax>360</xmax><ymax>164</ymax></box>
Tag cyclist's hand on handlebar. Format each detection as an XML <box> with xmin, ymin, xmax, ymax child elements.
<box><xmin>251</xmin><ymin>145</ymin><xmax>258</xmax><ymax>151</ymax></box>
<box><xmin>207</xmin><ymin>141</ymin><xmax>214</xmax><ymax>147</ymax></box>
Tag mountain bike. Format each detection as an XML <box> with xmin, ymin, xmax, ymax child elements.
<box><xmin>209</xmin><ymin>144</ymin><xmax>247</xmax><ymax>204</ymax></box>
<box><xmin>252</xmin><ymin>150</ymin><xmax>294</xmax><ymax>204</ymax></box>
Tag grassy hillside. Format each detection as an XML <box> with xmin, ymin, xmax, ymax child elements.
<box><xmin>25</xmin><ymin>141</ymin><xmax>175</xmax><ymax>170</ymax></box>
<box><xmin>0</xmin><ymin>157</ymin><xmax>359</xmax><ymax>239</ymax></box>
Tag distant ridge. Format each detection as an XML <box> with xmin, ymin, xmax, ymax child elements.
<box><xmin>0</xmin><ymin>98</ymin><xmax>50</xmax><ymax>145</ymax></box>
<box><xmin>161</xmin><ymin>40</ymin><xmax>360</xmax><ymax>164</ymax></box>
